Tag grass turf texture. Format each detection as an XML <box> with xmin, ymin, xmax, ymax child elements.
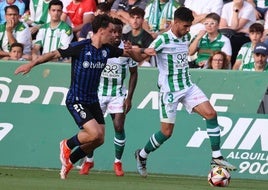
<box><xmin>0</xmin><ymin>167</ymin><xmax>267</xmax><ymax>190</ymax></box>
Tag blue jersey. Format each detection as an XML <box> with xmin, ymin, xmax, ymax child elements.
<box><xmin>58</xmin><ymin>39</ymin><xmax>124</xmax><ymax>104</ymax></box>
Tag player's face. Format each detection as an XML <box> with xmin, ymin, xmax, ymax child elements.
<box><xmin>129</xmin><ymin>15</ymin><xmax>143</xmax><ymax>30</ymax></box>
<box><xmin>172</xmin><ymin>19</ymin><xmax>191</xmax><ymax>37</ymax></box>
<box><xmin>101</xmin><ymin>23</ymin><xmax>114</xmax><ymax>44</ymax></box>
<box><xmin>211</xmin><ymin>53</ymin><xmax>224</xmax><ymax>70</ymax></box>
<box><xmin>204</xmin><ymin>18</ymin><xmax>219</xmax><ymax>34</ymax></box>
<box><xmin>112</xmin><ymin>24</ymin><xmax>123</xmax><ymax>46</ymax></box>
<box><xmin>9</xmin><ymin>46</ymin><xmax>23</xmax><ymax>60</ymax></box>
<box><xmin>49</xmin><ymin>5</ymin><xmax>62</xmax><ymax>22</ymax></box>
<box><xmin>254</xmin><ymin>53</ymin><xmax>267</xmax><ymax>69</ymax></box>
<box><xmin>5</xmin><ymin>8</ymin><xmax>19</xmax><ymax>24</ymax></box>
<box><xmin>249</xmin><ymin>31</ymin><xmax>263</xmax><ymax>44</ymax></box>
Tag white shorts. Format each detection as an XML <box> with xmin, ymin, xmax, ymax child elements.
<box><xmin>99</xmin><ymin>95</ymin><xmax>125</xmax><ymax>114</ymax></box>
<box><xmin>159</xmin><ymin>84</ymin><xmax>208</xmax><ymax>124</ymax></box>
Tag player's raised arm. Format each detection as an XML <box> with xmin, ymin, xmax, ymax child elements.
<box><xmin>14</xmin><ymin>50</ymin><xmax>61</xmax><ymax>75</ymax></box>
<box><xmin>123</xmin><ymin>47</ymin><xmax>156</xmax><ymax>62</ymax></box>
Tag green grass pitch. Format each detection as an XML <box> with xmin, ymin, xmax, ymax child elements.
<box><xmin>0</xmin><ymin>166</ymin><xmax>267</xmax><ymax>190</ymax></box>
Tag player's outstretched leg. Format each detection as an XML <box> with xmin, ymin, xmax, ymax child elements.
<box><xmin>206</xmin><ymin>117</ymin><xmax>237</xmax><ymax>171</ymax></box>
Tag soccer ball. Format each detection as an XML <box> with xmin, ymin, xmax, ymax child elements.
<box><xmin>208</xmin><ymin>166</ymin><xmax>231</xmax><ymax>187</ymax></box>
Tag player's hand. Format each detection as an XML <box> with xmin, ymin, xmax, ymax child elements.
<box><xmin>196</xmin><ymin>30</ymin><xmax>206</xmax><ymax>39</ymax></box>
<box><xmin>198</xmin><ymin>60</ymin><xmax>207</xmax><ymax>68</ymax></box>
<box><xmin>14</xmin><ymin>63</ymin><xmax>33</xmax><ymax>75</ymax></box>
<box><xmin>6</xmin><ymin>19</ymin><xmax>15</xmax><ymax>32</ymax></box>
<box><xmin>144</xmin><ymin>48</ymin><xmax>156</xmax><ymax>56</ymax></box>
<box><xmin>123</xmin><ymin>98</ymin><xmax>132</xmax><ymax>115</ymax></box>
<box><xmin>30</xmin><ymin>26</ymin><xmax>39</xmax><ymax>35</ymax></box>
<box><xmin>255</xmin><ymin>10</ymin><xmax>262</xmax><ymax>20</ymax></box>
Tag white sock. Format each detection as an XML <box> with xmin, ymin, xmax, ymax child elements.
<box><xmin>86</xmin><ymin>157</ymin><xmax>94</xmax><ymax>162</ymax></box>
<box><xmin>139</xmin><ymin>148</ymin><xmax>148</xmax><ymax>159</ymax></box>
<box><xmin>114</xmin><ymin>158</ymin><xmax>121</xmax><ymax>163</ymax></box>
<box><xmin>212</xmin><ymin>150</ymin><xmax>222</xmax><ymax>158</ymax></box>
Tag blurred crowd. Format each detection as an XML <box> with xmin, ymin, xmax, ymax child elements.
<box><xmin>1</xmin><ymin>0</ymin><xmax>268</xmax><ymax>71</ymax></box>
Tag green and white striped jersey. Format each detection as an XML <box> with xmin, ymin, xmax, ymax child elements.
<box><xmin>236</xmin><ymin>42</ymin><xmax>254</xmax><ymax>70</ymax></box>
<box><xmin>256</xmin><ymin>0</ymin><xmax>268</xmax><ymax>8</ymax></box>
<box><xmin>34</xmin><ymin>21</ymin><xmax>73</xmax><ymax>53</ymax></box>
<box><xmin>98</xmin><ymin>42</ymin><xmax>137</xmax><ymax>97</ymax></box>
<box><xmin>196</xmin><ymin>33</ymin><xmax>232</xmax><ymax>64</ymax></box>
<box><xmin>30</xmin><ymin>0</ymin><xmax>51</xmax><ymax>25</ymax></box>
<box><xmin>241</xmin><ymin>62</ymin><xmax>268</xmax><ymax>71</ymax></box>
<box><xmin>0</xmin><ymin>21</ymin><xmax>32</xmax><ymax>54</ymax></box>
<box><xmin>149</xmin><ymin>29</ymin><xmax>193</xmax><ymax>92</ymax></box>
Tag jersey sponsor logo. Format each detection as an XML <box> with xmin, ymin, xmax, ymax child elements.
<box><xmin>176</xmin><ymin>52</ymin><xmax>187</xmax><ymax>62</ymax></box>
<box><xmin>104</xmin><ymin>64</ymin><xmax>118</xmax><ymax>73</ymax></box>
<box><xmin>101</xmin><ymin>64</ymin><xmax>121</xmax><ymax>78</ymax></box>
<box><xmin>83</xmin><ymin>61</ymin><xmax>90</xmax><ymax>68</ymax></box>
<box><xmin>102</xmin><ymin>50</ymin><xmax>107</xmax><ymax>58</ymax></box>
<box><xmin>80</xmin><ymin>111</ymin><xmax>86</xmax><ymax>119</ymax></box>
<box><xmin>82</xmin><ymin>61</ymin><xmax>105</xmax><ymax>69</ymax></box>
<box><xmin>174</xmin><ymin>53</ymin><xmax>188</xmax><ymax>68</ymax></box>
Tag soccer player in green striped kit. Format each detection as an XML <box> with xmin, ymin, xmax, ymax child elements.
<box><xmin>134</xmin><ymin>6</ymin><xmax>237</xmax><ymax>177</ymax></box>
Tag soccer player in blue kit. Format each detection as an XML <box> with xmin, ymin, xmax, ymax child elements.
<box><xmin>14</xmin><ymin>14</ymin><xmax>155</xmax><ymax>179</ymax></box>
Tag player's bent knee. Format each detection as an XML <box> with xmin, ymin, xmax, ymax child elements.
<box><xmin>205</xmin><ymin>110</ymin><xmax>217</xmax><ymax>120</ymax></box>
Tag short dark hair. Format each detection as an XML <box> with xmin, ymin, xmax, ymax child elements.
<box><xmin>249</xmin><ymin>23</ymin><xmax>264</xmax><ymax>33</ymax></box>
<box><xmin>92</xmin><ymin>14</ymin><xmax>113</xmax><ymax>34</ymax></box>
<box><xmin>128</xmin><ymin>7</ymin><xmax>145</xmax><ymax>18</ymax></box>
<box><xmin>174</xmin><ymin>7</ymin><xmax>194</xmax><ymax>22</ymax></box>
<box><xmin>5</xmin><ymin>5</ymin><xmax>19</xmax><ymax>14</ymax></box>
<box><xmin>112</xmin><ymin>17</ymin><xmax>124</xmax><ymax>27</ymax></box>
<box><xmin>10</xmin><ymin>42</ymin><xmax>24</xmax><ymax>52</ymax></box>
<box><xmin>205</xmin><ymin>13</ymin><xmax>220</xmax><ymax>23</ymax></box>
<box><xmin>49</xmin><ymin>0</ymin><xmax>63</xmax><ymax>10</ymax></box>
<box><xmin>97</xmin><ymin>2</ymin><xmax>111</xmax><ymax>13</ymax></box>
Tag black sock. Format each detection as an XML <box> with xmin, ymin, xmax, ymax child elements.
<box><xmin>66</xmin><ymin>135</ymin><xmax>81</xmax><ymax>149</ymax></box>
<box><xmin>70</xmin><ymin>147</ymin><xmax>87</xmax><ymax>164</ymax></box>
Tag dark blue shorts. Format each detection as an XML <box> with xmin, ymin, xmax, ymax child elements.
<box><xmin>66</xmin><ymin>102</ymin><xmax>105</xmax><ymax>129</ymax></box>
